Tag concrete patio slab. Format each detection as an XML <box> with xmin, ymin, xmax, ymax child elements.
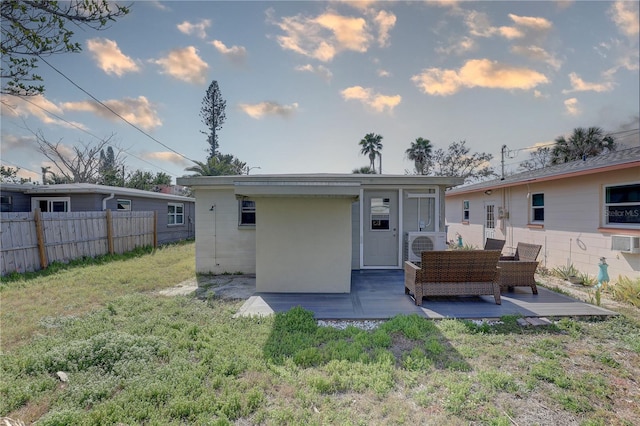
<box><xmin>235</xmin><ymin>270</ymin><xmax>617</xmax><ymax>320</ymax></box>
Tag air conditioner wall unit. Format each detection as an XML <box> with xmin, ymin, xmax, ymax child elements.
<box><xmin>611</xmin><ymin>235</ymin><xmax>640</xmax><ymax>254</ymax></box>
<box><xmin>405</xmin><ymin>232</ymin><xmax>447</xmax><ymax>262</ymax></box>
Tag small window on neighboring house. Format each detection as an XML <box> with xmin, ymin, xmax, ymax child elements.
<box><xmin>462</xmin><ymin>200</ymin><xmax>470</xmax><ymax>221</ymax></box>
<box><xmin>604</xmin><ymin>183</ymin><xmax>640</xmax><ymax>228</ymax></box>
<box><xmin>117</xmin><ymin>199</ymin><xmax>131</xmax><ymax>211</ymax></box>
<box><xmin>168</xmin><ymin>203</ymin><xmax>184</xmax><ymax>225</ymax></box>
<box><xmin>239</xmin><ymin>200</ymin><xmax>256</xmax><ymax>226</ymax></box>
<box><xmin>531</xmin><ymin>193</ymin><xmax>544</xmax><ymax>222</ymax></box>
<box><xmin>1</xmin><ymin>195</ymin><xmax>12</xmax><ymax>212</ymax></box>
<box><xmin>32</xmin><ymin>197</ymin><xmax>70</xmax><ymax>212</ymax></box>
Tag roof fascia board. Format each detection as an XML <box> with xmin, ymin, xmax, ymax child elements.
<box><xmin>23</xmin><ymin>185</ymin><xmax>194</xmax><ymax>202</ymax></box>
<box><xmin>447</xmin><ymin>162</ymin><xmax>640</xmax><ymax>197</ymax></box>
<box><xmin>234</xmin><ymin>181</ymin><xmax>361</xmax><ymax>198</ymax></box>
<box><xmin>178</xmin><ymin>174</ymin><xmax>465</xmax><ymax>188</ymax></box>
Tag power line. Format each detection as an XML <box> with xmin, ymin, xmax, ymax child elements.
<box><xmin>508</xmin><ymin>128</ymin><xmax>640</xmax><ymax>155</ymax></box>
<box><xmin>11</xmin><ymin>96</ymin><xmax>181</xmax><ymax>177</ymax></box>
<box><xmin>500</xmin><ymin>127</ymin><xmax>640</xmax><ymax>172</ymax></box>
<box><xmin>0</xmin><ymin>159</ymin><xmax>41</xmax><ymax>176</ymax></box>
<box><xmin>36</xmin><ymin>54</ymin><xmax>199</xmax><ymax>165</ymax></box>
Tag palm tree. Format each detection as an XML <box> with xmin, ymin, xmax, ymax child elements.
<box><xmin>359</xmin><ymin>133</ymin><xmax>383</xmax><ymax>173</ymax></box>
<box><xmin>405</xmin><ymin>137</ymin><xmax>433</xmax><ymax>175</ymax></box>
<box><xmin>41</xmin><ymin>166</ymin><xmax>51</xmax><ymax>184</ymax></box>
<box><xmin>551</xmin><ymin>127</ymin><xmax>616</xmax><ymax>164</ymax></box>
<box><xmin>185</xmin><ymin>153</ymin><xmax>248</xmax><ymax>176</ymax></box>
<box><xmin>185</xmin><ymin>157</ymin><xmax>235</xmax><ymax>176</ymax></box>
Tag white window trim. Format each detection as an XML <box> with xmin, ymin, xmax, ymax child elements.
<box><xmin>117</xmin><ymin>199</ymin><xmax>131</xmax><ymax>211</ymax></box>
<box><xmin>31</xmin><ymin>197</ymin><xmax>71</xmax><ymax>212</ymax></box>
<box><xmin>168</xmin><ymin>202</ymin><xmax>184</xmax><ymax>226</ymax></box>
<box><xmin>530</xmin><ymin>192</ymin><xmax>544</xmax><ymax>224</ymax></box>
<box><xmin>238</xmin><ymin>199</ymin><xmax>256</xmax><ymax>227</ymax></box>
<box><xmin>603</xmin><ymin>182</ymin><xmax>640</xmax><ymax>229</ymax></box>
<box><xmin>462</xmin><ymin>200</ymin><xmax>470</xmax><ymax>222</ymax></box>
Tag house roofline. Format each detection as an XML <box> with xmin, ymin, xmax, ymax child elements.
<box><xmin>2</xmin><ymin>183</ymin><xmax>194</xmax><ymax>202</ymax></box>
<box><xmin>446</xmin><ymin>161</ymin><xmax>639</xmax><ymax>197</ymax></box>
<box><xmin>178</xmin><ymin>173</ymin><xmax>465</xmax><ymax>189</ymax></box>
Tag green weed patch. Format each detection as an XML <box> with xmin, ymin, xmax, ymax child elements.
<box><xmin>1</xmin><ymin>242</ymin><xmax>639</xmax><ymax>425</ymax></box>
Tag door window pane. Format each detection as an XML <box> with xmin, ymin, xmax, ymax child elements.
<box><xmin>486</xmin><ymin>204</ymin><xmax>495</xmax><ymax>229</ymax></box>
<box><xmin>371</xmin><ymin>197</ymin><xmax>390</xmax><ymax>230</ymax></box>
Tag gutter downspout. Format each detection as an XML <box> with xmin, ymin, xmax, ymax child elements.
<box><xmin>102</xmin><ymin>193</ymin><xmax>115</xmax><ymax>211</ymax></box>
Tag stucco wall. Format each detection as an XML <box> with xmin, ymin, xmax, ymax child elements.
<box><xmin>193</xmin><ymin>188</ymin><xmax>256</xmax><ymax>274</ymax></box>
<box><xmin>446</xmin><ymin>168</ymin><xmax>640</xmax><ymax>279</ymax></box>
<box><xmin>256</xmin><ymin>197</ymin><xmax>353</xmax><ymax>292</ymax></box>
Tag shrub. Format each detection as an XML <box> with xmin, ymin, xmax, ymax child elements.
<box><xmin>611</xmin><ymin>275</ymin><xmax>640</xmax><ymax>307</ymax></box>
<box><xmin>552</xmin><ymin>264</ymin><xmax>580</xmax><ymax>281</ymax></box>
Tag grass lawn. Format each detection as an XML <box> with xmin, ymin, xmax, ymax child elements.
<box><xmin>1</xmin><ymin>241</ymin><xmax>639</xmax><ymax>425</ymax></box>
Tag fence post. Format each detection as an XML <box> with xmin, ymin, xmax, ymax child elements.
<box><xmin>34</xmin><ymin>208</ymin><xmax>48</xmax><ymax>269</ymax></box>
<box><xmin>153</xmin><ymin>211</ymin><xmax>158</xmax><ymax>248</ymax></box>
<box><xmin>106</xmin><ymin>209</ymin><xmax>114</xmax><ymax>254</ymax></box>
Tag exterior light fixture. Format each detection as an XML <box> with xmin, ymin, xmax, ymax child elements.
<box><xmin>484</xmin><ymin>190</ymin><xmax>492</xmax><ymax>195</ymax></box>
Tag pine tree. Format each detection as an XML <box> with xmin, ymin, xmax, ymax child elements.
<box><xmin>200</xmin><ymin>80</ymin><xmax>226</xmax><ymax>159</ymax></box>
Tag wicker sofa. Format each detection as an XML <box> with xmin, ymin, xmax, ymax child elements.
<box><xmin>497</xmin><ymin>243</ymin><xmax>542</xmax><ymax>294</ymax></box>
<box><xmin>404</xmin><ymin>250</ymin><xmax>502</xmax><ymax>306</ymax></box>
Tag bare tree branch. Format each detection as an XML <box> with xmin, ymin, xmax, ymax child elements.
<box><xmin>33</xmin><ymin>130</ymin><xmax>123</xmax><ymax>183</ymax></box>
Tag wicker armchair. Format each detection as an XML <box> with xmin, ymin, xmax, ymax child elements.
<box><xmin>484</xmin><ymin>238</ymin><xmax>506</xmax><ymax>252</ymax></box>
<box><xmin>497</xmin><ymin>243</ymin><xmax>542</xmax><ymax>294</ymax></box>
<box><xmin>500</xmin><ymin>242</ymin><xmax>541</xmax><ymax>262</ymax></box>
<box><xmin>404</xmin><ymin>250</ymin><xmax>502</xmax><ymax>306</ymax></box>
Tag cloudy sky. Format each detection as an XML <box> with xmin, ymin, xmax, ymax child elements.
<box><xmin>1</xmin><ymin>0</ymin><xmax>639</xmax><ymax>183</ymax></box>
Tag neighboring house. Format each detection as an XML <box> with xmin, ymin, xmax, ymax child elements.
<box><xmin>177</xmin><ymin>174</ymin><xmax>463</xmax><ymax>293</ymax></box>
<box><xmin>0</xmin><ymin>183</ymin><xmax>195</xmax><ymax>244</ymax></box>
<box><xmin>445</xmin><ymin>147</ymin><xmax>640</xmax><ymax>280</ymax></box>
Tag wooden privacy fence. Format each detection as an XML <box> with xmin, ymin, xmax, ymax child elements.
<box><xmin>1</xmin><ymin>209</ymin><xmax>157</xmax><ymax>276</ymax></box>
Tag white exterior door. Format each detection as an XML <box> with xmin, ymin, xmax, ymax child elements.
<box><xmin>484</xmin><ymin>201</ymin><xmax>496</xmax><ymax>242</ymax></box>
<box><xmin>363</xmin><ymin>191</ymin><xmax>399</xmax><ymax>267</ymax></box>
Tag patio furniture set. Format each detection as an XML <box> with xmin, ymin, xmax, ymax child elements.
<box><xmin>404</xmin><ymin>240</ymin><xmax>542</xmax><ymax>306</ymax></box>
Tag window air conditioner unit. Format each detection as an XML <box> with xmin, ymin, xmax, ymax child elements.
<box><xmin>611</xmin><ymin>235</ymin><xmax>640</xmax><ymax>254</ymax></box>
<box><xmin>405</xmin><ymin>232</ymin><xmax>447</xmax><ymax>262</ymax></box>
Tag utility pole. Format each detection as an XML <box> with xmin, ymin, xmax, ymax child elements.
<box><xmin>501</xmin><ymin>145</ymin><xmax>507</xmax><ymax>180</ymax></box>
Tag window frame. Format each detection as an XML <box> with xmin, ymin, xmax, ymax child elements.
<box><xmin>462</xmin><ymin>200</ymin><xmax>470</xmax><ymax>222</ymax></box>
<box><xmin>167</xmin><ymin>202</ymin><xmax>184</xmax><ymax>226</ymax></box>
<box><xmin>238</xmin><ymin>199</ymin><xmax>256</xmax><ymax>227</ymax></box>
<box><xmin>0</xmin><ymin>195</ymin><xmax>12</xmax><ymax>212</ymax></box>
<box><xmin>370</xmin><ymin>197</ymin><xmax>391</xmax><ymax>231</ymax></box>
<box><xmin>603</xmin><ymin>182</ymin><xmax>640</xmax><ymax>229</ymax></box>
<box><xmin>31</xmin><ymin>197</ymin><xmax>70</xmax><ymax>212</ymax></box>
<box><xmin>117</xmin><ymin>199</ymin><xmax>131</xmax><ymax>211</ymax></box>
<box><xmin>530</xmin><ymin>192</ymin><xmax>544</xmax><ymax>224</ymax></box>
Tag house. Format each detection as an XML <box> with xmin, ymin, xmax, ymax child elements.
<box><xmin>0</xmin><ymin>183</ymin><xmax>195</xmax><ymax>244</ymax></box>
<box><xmin>176</xmin><ymin>174</ymin><xmax>463</xmax><ymax>293</ymax></box>
<box><xmin>445</xmin><ymin>147</ymin><xmax>640</xmax><ymax>280</ymax></box>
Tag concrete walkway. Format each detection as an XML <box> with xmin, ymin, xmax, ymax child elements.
<box><xmin>235</xmin><ymin>270</ymin><xmax>617</xmax><ymax>320</ymax></box>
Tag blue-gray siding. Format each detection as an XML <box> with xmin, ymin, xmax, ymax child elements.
<box><xmin>0</xmin><ymin>188</ymin><xmax>195</xmax><ymax>244</ymax></box>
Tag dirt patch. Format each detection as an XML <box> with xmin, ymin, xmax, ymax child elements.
<box><xmin>157</xmin><ymin>274</ymin><xmax>257</xmax><ymax>300</ymax></box>
<box><xmin>537</xmin><ymin>273</ymin><xmax>628</xmax><ymax>311</ymax></box>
